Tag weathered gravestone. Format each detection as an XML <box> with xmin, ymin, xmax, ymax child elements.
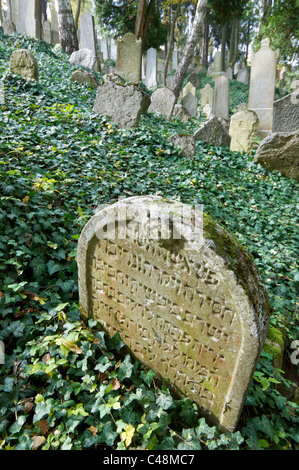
<box><xmin>173</xmin><ymin>103</ymin><xmax>191</xmax><ymax>122</ymax></box>
<box><xmin>93</xmin><ymin>73</ymin><xmax>150</xmax><ymax>129</ymax></box>
<box><xmin>77</xmin><ymin>195</ymin><xmax>271</xmax><ymax>431</ymax></box>
<box><xmin>182</xmin><ymin>82</ymin><xmax>196</xmax><ymax>98</ymax></box>
<box><xmin>229</xmin><ymin>110</ymin><xmax>259</xmax><ymax>153</ymax></box>
<box><xmin>16</xmin><ymin>0</ymin><xmax>42</xmax><ymax>40</ymax></box>
<box><xmin>187</xmin><ymin>72</ymin><xmax>201</xmax><ymax>89</ymax></box>
<box><xmin>254</xmin><ymin>130</ymin><xmax>299</xmax><ymax>180</ymax></box>
<box><xmin>10</xmin><ymin>49</ymin><xmax>38</xmax><ymax>81</ymax></box>
<box><xmin>79</xmin><ymin>13</ymin><xmax>97</xmax><ymax>56</ymax></box>
<box><xmin>200</xmin><ymin>84</ymin><xmax>214</xmax><ymax>107</ymax></box>
<box><xmin>116</xmin><ymin>33</ymin><xmax>142</xmax><ymax>84</ymax></box>
<box><xmin>248</xmin><ymin>38</ymin><xmax>278</xmax><ymax>138</ymax></box>
<box><xmin>71</xmin><ymin>69</ymin><xmax>99</xmax><ymax>89</ymax></box>
<box><xmin>236</xmin><ymin>64</ymin><xmax>249</xmax><ymax>84</ymax></box>
<box><xmin>69</xmin><ymin>49</ymin><xmax>100</xmax><ymax>72</ymax></box>
<box><xmin>181</xmin><ymin>92</ymin><xmax>198</xmax><ymax>117</ymax></box>
<box><xmin>272</xmin><ymin>93</ymin><xmax>299</xmax><ymax>133</ymax></box>
<box><xmin>194</xmin><ymin>116</ymin><xmax>231</xmax><ymax>147</ymax></box>
<box><xmin>100</xmin><ymin>38</ymin><xmax>109</xmax><ymax>61</ymax></box>
<box><xmin>148</xmin><ymin>87</ymin><xmax>176</xmax><ymax>121</ymax></box>
<box><xmin>213</xmin><ymin>74</ymin><xmax>229</xmax><ymax>120</ymax></box>
<box><xmin>168</xmin><ymin>134</ymin><xmax>195</xmax><ymax>158</ymax></box>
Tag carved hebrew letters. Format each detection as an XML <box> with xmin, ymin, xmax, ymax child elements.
<box><xmin>78</xmin><ymin>196</ymin><xmax>271</xmax><ymax>431</ymax></box>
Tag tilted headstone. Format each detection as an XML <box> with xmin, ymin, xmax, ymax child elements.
<box><xmin>69</xmin><ymin>49</ymin><xmax>100</xmax><ymax>72</ymax></box>
<box><xmin>229</xmin><ymin>110</ymin><xmax>259</xmax><ymax>153</ymax></box>
<box><xmin>200</xmin><ymin>84</ymin><xmax>214</xmax><ymax>107</ymax></box>
<box><xmin>248</xmin><ymin>38</ymin><xmax>278</xmax><ymax>138</ymax></box>
<box><xmin>79</xmin><ymin>13</ymin><xmax>97</xmax><ymax>56</ymax></box>
<box><xmin>181</xmin><ymin>92</ymin><xmax>198</xmax><ymax>117</ymax></box>
<box><xmin>173</xmin><ymin>103</ymin><xmax>191</xmax><ymax>122</ymax></box>
<box><xmin>145</xmin><ymin>47</ymin><xmax>157</xmax><ymax>89</ymax></box>
<box><xmin>92</xmin><ymin>73</ymin><xmax>150</xmax><ymax>129</ymax></box>
<box><xmin>116</xmin><ymin>33</ymin><xmax>142</xmax><ymax>84</ymax></box>
<box><xmin>194</xmin><ymin>116</ymin><xmax>231</xmax><ymax>147</ymax></box>
<box><xmin>77</xmin><ymin>195</ymin><xmax>271</xmax><ymax>431</ymax></box>
<box><xmin>213</xmin><ymin>74</ymin><xmax>229</xmax><ymax>120</ymax></box>
<box><xmin>148</xmin><ymin>87</ymin><xmax>176</xmax><ymax>121</ymax></box>
<box><xmin>272</xmin><ymin>94</ymin><xmax>299</xmax><ymax>133</ymax></box>
<box><xmin>10</xmin><ymin>49</ymin><xmax>38</xmax><ymax>81</ymax></box>
<box><xmin>187</xmin><ymin>72</ymin><xmax>201</xmax><ymax>89</ymax></box>
<box><xmin>254</xmin><ymin>130</ymin><xmax>299</xmax><ymax>181</ymax></box>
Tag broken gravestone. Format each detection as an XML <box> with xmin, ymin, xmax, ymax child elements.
<box><xmin>77</xmin><ymin>195</ymin><xmax>271</xmax><ymax>432</ymax></box>
<box><xmin>9</xmin><ymin>49</ymin><xmax>38</xmax><ymax>81</ymax></box>
<box><xmin>168</xmin><ymin>134</ymin><xmax>195</xmax><ymax>158</ymax></box>
<box><xmin>93</xmin><ymin>73</ymin><xmax>150</xmax><ymax>129</ymax></box>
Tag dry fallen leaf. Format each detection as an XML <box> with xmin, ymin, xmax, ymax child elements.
<box><xmin>31</xmin><ymin>435</ymin><xmax>46</xmax><ymax>450</ymax></box>
<box><xmin>88</xmin><ymin>425</ymin><xmax>98</xmax><ymax>436</ymax></box>
<box><xmin>111</xmin><ymin>378</ymin><xmax>121</xmax><ymax>390</ymax></box>
<box><xmin>38</xmin><ymin>420</ymin><xmax>51</xmax><ymax>435</ymax></box>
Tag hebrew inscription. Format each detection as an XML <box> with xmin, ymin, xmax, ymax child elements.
<box><xmin>78</xmin><ymin>196</ymin><xmax>271</xmax><ymax>431</ymax></box>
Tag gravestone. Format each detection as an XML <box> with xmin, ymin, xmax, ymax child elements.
<box><xmin>116</xmin><ymin>33</ymin><xmax>142</xmax><ymax>84</ymax></box>
<box><xmin>100</xmin><ymin>38</ymin><xmax>109</xmax><ymax>60</ymax></box>
<box><xmin>187</xmin><ymin>72</ymin><xmax>201</xmax><ymax>89</ymax></box>
<box><xmin>16</xmin><ymin>0</ymin><xmax>42</xmax><ymax>40</ymax></box>
<box><xmin>168</xmin><ymin>134</ymin><xmax>195</xmax><ymax>157</ymax></box>
<box><xmin>182</xmin><ymin>82</ymin><xmax>196</xmax><ymax>98</ymax></box>
<box><xmin>272</xmin><ymin>94</ymin><xmax>299</xmax><ymax>133</ymax></box>
<box><xmin>229</xmin><ymin>110</ymin><xmax>259</xmax><ymax>153</ymax></box>
<box><xmin>10</xmin><ymin>49</ymin><xmax>38</xmax><ymax>81</ymax></box>
<box><xmin>69</xmin><ymin>49</ymin><xmax>100</xmax><ymax>72</ymax></box>
<box><xmin>181</xmin><ymin>92</ymin><xmax>198</xmax><ymax>117</ymax></box>
<box><xmin>248</xmin><ymin>38</ymin><xmax>278</xmax><ymax>138</ymax></box>
<box><xmin>254</xmin><ymin>130</ymin><xmax>299</xmax><ymax>180</ymax></box>
<box><xmin>79</xmin><ymin>13</ymin><xmax>97</xmax><ymax>56</ymax></box>
<box><xmin>77</xmin><ymin>195</ymin><xmax>271</xmax><ymax>431</ymax></box>
<box><xmin>93</xmin><ymin>73</ymin><xmax>150</xmax><ymax>129</ymax></box>
<box><xmin>236</xmin><ymin>64</ymin><xmax>249</xmax><ymax>84</ymax></box>
<box><xmin>71</xmin><ymin>69</ymin><xmax>99</xmax><ymax>89</ymax></box>
<box><xmin>213</xmin><ymin>51</ymin><xmax>222</xmax><ymax>73</ymax></box>
<box><xmin>172</xmin><ymin>49</ymin><xmax>178</xmax><ymax>69</ymax></box>
<box><xmin>213</xmin><ymin>74</ymin><xmax>229</xmax><ymax>120</ymax></box>
<box><xmin>110</xmin><ymin>38</ymin><xmax>117</xmax><ymax>61</ymax></box>
<box><xmin>194</xmin><ymin>116</ymin><xmax>231</xmax><ymax>147</ymax></box>
<box><xmin>145</xmin><ymin>47</ymin><xmax>157</xmax><ymax>89</ymax></box>
<box><xmin>148</xmin><ymin>87</ymin><xmax>176</xmax><ymax>121</ymax></box>
<box><xmin>173</xmin><ymin>104</ymin><xmax>191</xmax><ymax>122</ymax></box>
<box><xmin>200</xmin><ymin>84</ymin><xmax>214</xmax><ymax>107</ymax></box>
<box><xmin>226</xmin><ymin>67</ymin><xmax>233</xmax><ymax>80</ymax></box>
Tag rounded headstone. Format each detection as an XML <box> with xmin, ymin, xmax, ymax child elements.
<box><xmin>9</xmin><ymin>49</ymin><xmax>38</xmax><ymax>81</ymax></box>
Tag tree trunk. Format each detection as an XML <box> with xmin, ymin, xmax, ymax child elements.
<box><xmin>221</xmin><ymin>22</ymin><xmax>228</xmax><ymax>72</ymax></box>
<box><xmin>164</xmin><ymin>0</ymin><xmax>182</xmax><ymax>84</ymax></box>
<box><xmin>202</xmin><ymin>22</ymin><xmax>209</xmax><ymax>67</ymax></box>
<box><xmin>142</xmin><ymin>0</ymin><xmax>155</xmax><ymax>52</ymax></box>
<box><xmin>54</xmin><ymin>0</ymin><xmax>78</xmax><ymax>54</ymax></box>
<box><xmin>171</xmin><ymin>0</ymin><xmax>208</xmax><ymax>99</ymax></box>
<box><xmin>74</xmin><ymin>0</ymin><xmax>82</xmax><ymax>31</ymax></box>
<box><xmin>135</xmin><ymin>0</ymin><xmax>146</xmax><ymax>39</ymax></box>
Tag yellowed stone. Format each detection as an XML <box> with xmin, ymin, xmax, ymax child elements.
<box><xmin>77</xmin><ymin>196</ymin><xmax>271</xmax><ymax>431</ymax></box>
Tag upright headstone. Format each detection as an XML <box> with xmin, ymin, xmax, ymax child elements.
<box><xmin>77</xmin><ymin>195</ymin><xmax>271</xmax><ymax>432</ymax></box>
<box><xmin>16</xmin><ymin>0</ymin><xmax>42</xmax><ymax>39</ymax></box>
<box><xmin>213</xmin><ymin>51</ymin><xmax>222</xmax><ymax>73</ymax></box>
<box><xmin>100</xmin><ymin>38</ymin><xmax>109</xmax><ymax>61</ymax></box>
<box><xmin>110</xmin><ymin>38</ymin><xmax>117</xmax><ymax>61</ymax></box>
<box><xmin>116</xmin><ymin>33</ymin><xmax>142</xmax><ymax>84</ymax></box>
<box><xmin>182</xmin><ymin>82</ymin><xmax>196</xmax><ymax>98</ymax></box>
<box><xmin>229</xmin><ymin>110</ymin><xmax>259</xmax><ymax>153</ymax></box>
<box><xmin>49</xmin><ymin>3</ymin><xmax>59</xmax><ymax>45</ymax></box>
<box><xmin>248</xmin><ymin>38</ymin><xmax>278</xmax><ymax>138</ymax></box>
<box><xmin>272</xmin><ymin>94</ymin><xmax>299</xmax><ymax>133</ymax></box>
<box><xmin>200</xmin><ymin>84</ymin><xmax>214</xmax><ymax>107</ymax></box>
<box><xmin>145</xmin><ymin>47</ymin><xmax>157</xmax><ymax>89</ymax></box>
<box><xmin>10</xmin><ymin>49</ymin><xmax>38</xmax><ymax>81</ymax></box>
<box><xmin>69</xmin><ymin>49</ymin><xmax>100</xmax><ymax>72</ymax></box>
<box><xmin>236</xmin><ymin>63</ymin><xmax>249</xmax><ymax>84</ymax></box>
<box><xmin>213</xmin><ymin>74</ymin><xmax>229</xmax><ymax>120</ymax></box>
<box><xmin>79</xmin><ymin>13</ymin><xmax>97</xmax><ymax>56</ymax></box>
<box><xmin>226</xmin><ymin>67</ymin><xmax>233</xmax><ymax>80</ymax></box>
<box><xmin>172</xmin><ymin>49</ymin><xmax>178</xmax><ymax>70</ymax></box>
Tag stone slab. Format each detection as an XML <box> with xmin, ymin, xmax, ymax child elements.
<box><xmin>116</xmin><ymin>33</ymin><xmax>142</xmax><ymax>84</ymax></box>
<box><xmin>148</xmin><ymin>87</ymin><xmax>176</xmax><ymax>120</ymax></box>
<box><xmin>77</xmin><ymin>195</ymin><xmax>271</xmax><ymax>431</ymax></box>
<box><xmin>272</xmin><ymin>93</ymin><xmax>299</xmax><ymax>133</ymax></box>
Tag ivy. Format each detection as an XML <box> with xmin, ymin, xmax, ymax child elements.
<box><xmin>0</xmin><ymin>32</ymin><xmax>298</xmax><ymax>450</ymax></box>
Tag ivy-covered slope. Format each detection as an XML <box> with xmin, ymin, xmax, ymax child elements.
<box><xmin>0</xmin><ymin>32</ymin><xmax>298</xmax><ymax>450</ymax></box>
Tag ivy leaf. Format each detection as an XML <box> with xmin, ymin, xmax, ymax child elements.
<box><xmin>117</xmin><ymin>354</ymin><xmax>133</xmax><ymax>381</ymax></box>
